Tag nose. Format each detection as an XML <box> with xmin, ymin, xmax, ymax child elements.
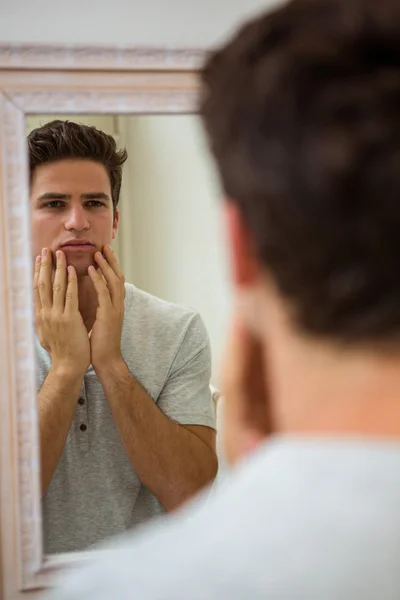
<box><xmin>64</xmin><ymin>205</ymin><xmax>89</xmax><ymax>232</ymax></box>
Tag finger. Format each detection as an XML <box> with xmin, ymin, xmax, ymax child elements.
<box><xmin>222</xmin><ymin>317</ymin><xmax>253</xmax><ymax>387</ymax></box>
<box><xmin>93</xmin><ymin>249</ymin><xmax>123</xmax><ymax>305</ymax></box>
<box><xmin>221</xmin><ymin>316</ymin><xmax>264</xmax><ymax>419</ymax></box>
<box><xmin>33</xmin><ymin>255</ymin><xmax>42</xmax><ymax>315</ymax></box>
<box><xmin>38</xmin><ymin>248</ymin><xmax>53</xmax><ymax>310</ymax></box>
<box><xmin>224</xmin><ymin>317</ymin><xmax>271</xmax><ymax>426</ymax></box>
<box><xmin>103</xmin><ymin>245</ymin><xmax>124</xmax><ymax>279</ymax></box>
<box><xmin>64</xmin><ymin>265</ymin><xmax>79</xmax><ymax>315</ymax></box>
<box><xmin>88</xmin><ymin>265</ymin><xmax>113</xmax><ymax>309</ymax></box>
<box><xmin>52</xmin><ymin>250</ymin><xmax>67</xmax><ymax>313</ymax></box>
<box><xmin>97</xmin><ymin>267</ymin><xmax>108</xmax><ymax>285</ymax></box>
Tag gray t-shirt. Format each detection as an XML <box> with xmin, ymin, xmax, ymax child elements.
<box><xmin>37</xmin><ymin>283</ymin><xmax>215</xmax><ymax>554</ymax></box>
<box><xmin>49</xmin><ymin>438</ymin><xmax>400</xmax><ymax>599</ymax></box>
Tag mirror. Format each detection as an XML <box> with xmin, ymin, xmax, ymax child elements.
<box><xmin>25</xmin><ymin>113</ymin><xmax>228</xmax><ymax>556</ymax></box>
<box><xmin>0</xmin><ymin>46</ymin><xmax>231</xmax><ymax>596</ymax></box>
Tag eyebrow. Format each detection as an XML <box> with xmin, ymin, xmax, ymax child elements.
<box><xmin>35</xmin><ymin>192</ymin><xmax>111</xmax><ymax>204</ymax></box>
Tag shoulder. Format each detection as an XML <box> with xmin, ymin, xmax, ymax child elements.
<box><xmin>48</xmin><ymin>440</ymin><xmax>400</xmax><ymax>600</ymax></box>
<box><xmin>124</xmin><ymin>283</ymin><xmax>209</xmax><ymax>348</ymax></box>
<box><xmin>50</xmin><ymin>446</ymin><xmax>274</xmax><ymax>600</ymax></box>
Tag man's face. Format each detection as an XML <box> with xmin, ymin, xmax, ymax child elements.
<box><xmin>30</xmin><ymin>159</ymin><xmax>119</xmax><ymax>277</ymax></box>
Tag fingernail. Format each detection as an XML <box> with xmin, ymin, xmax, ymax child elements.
<box><xmin>36</xmin><ymin>255</ymin><xmax>41</xmax><ymax>264</ymax></box>
<box><xmin>42</xmin><ymin>248</ymin><xmax>47</xmax><ymax>257</ymax></box>
<box><xmin>56</xmin><ymin>251</ymin><xmax>61</xmax><ymax>260</ymax></box>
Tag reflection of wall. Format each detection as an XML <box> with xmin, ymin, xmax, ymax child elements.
<box><xmin>0</xmin><ymin>0</ymin><xmax>284</xmax><ymax>47</ymax></box>
<box><xmin>119</xmin><ymin>116</ymin><xmax>230</xmax><ymax>385</ymax></box>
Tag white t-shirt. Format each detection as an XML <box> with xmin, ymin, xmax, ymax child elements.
<box><xmin>48</xmin><ymin>437</ymin><xmax>400</xmax><ymax>599</ymax></box>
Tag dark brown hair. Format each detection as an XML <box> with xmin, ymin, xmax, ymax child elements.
<box><xmin>200</xmin><ymin>0</ymin><xmax>400</xmax><ymax>345</ymax></box>
<box><xmin>28</xmin><ymin>120</ymin><xmax>128</xmax><ymax>215</ymax></box>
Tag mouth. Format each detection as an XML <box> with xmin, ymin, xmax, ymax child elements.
<box><xmin>60</xmin><ymin>241</ymin><xmax>95</xmax><ymax>251</ymax></box>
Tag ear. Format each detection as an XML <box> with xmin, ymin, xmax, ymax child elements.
<box><xmin>112</xmin><ymin>209</ymin><xmax>120</xmax><ymax>239</ymax></box>
<box><xmin>224</xmin><ymin>202</ymin><xmax>260</xmax><ymax>287</ymax></box>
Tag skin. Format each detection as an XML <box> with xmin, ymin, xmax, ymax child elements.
<box><xmin>32</xmin><ymin>158</ymin><xmax>218</xmax><ymax>504</ymax></box>
<box><xmin>220</xmin><ymin>201</ymin><xmax>400</xmax><ymax>466</ymax></box>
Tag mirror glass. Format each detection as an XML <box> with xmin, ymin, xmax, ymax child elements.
<box><xmin>26</xmin><ymin>114</ymin><xmax>229</xmax><ymax>555</ymax></box>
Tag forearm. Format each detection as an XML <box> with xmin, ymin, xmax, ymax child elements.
<box><xmin>97</xmin><ymin>360</ymin><xmax>218</xmax><ymax>511</ymax></box>
<box><xmin>39</xmin><ymin>366</ymin><xmax>84</xmax><ymax>493</ymax></box>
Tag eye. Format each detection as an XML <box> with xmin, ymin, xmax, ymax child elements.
<box><xmin>44</xmin><ymin>201</ymin><xmax>64</xmax><ymax>209</ymax></box>
<box><xmin>85</xmin><ymin>200</ymin><xmax>105</xmax><ymax>207</ymax></box>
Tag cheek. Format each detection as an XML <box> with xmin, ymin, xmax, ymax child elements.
<box><xmin>31</xmin><ymin>215</ymin><xmax>55</xmax><ymax>245</ymax></box>
<box><xmin>88</xmin><ymin>216</ymin><xmax>116</xmax><ymax>247</ymax></box>
<box><xmin>94</xmin><ymin>213</ymin><xmax>115</xmax><ymax>232</ymax></box>
<box><xmin>31</xmin><ymin>213</ymin><xmax>65</xmax><ymax>257</ymax></box>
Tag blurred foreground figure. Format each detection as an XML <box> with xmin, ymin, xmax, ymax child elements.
<box><xmin>49</xmin><ymin>0</ymin><xmax>400</xmax><ymax>598</ymax></box>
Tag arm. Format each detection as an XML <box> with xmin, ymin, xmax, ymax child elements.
<box><xmin>97</xmin><ymin>359</ymin><xmax>217</xmax><ymax>512</ymax></box>
<box><xmin>34</xmin><ymin>249</ymin><xmax>90</xmax><ymax>493</ymax></box>
<box><xmin>89</xmin><ymin>245</ymin><xmax>218</xmax><ymax>511</ymax></box>
<box><xmin>39</xmin><ymin>366</ymin><xmax>84</xmax><ymax>492</ymax></box>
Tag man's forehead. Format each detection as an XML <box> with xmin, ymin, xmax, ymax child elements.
<box><xmin>31</xmin><ymin>159</ymin><xmax>111</xmax><ymax>193</ymax></box>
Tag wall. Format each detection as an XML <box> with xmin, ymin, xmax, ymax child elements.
<box><xmin>0</xmin><ymin>0</ymin><xmax>283</xmax><ymax>47</ymax></box>
<box><xmin>119</xmin><ymin>115</ymin><xmax>231</xmax><ymax>385</ymax></box>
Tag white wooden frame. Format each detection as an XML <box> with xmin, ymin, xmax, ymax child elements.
<box><xmin>0</xmin><ymin>43</ymin><xmax>207</xmax><ymax>599</ymax></box>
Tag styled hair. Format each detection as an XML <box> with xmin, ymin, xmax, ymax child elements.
<box><xmin>28</xmin><ymin>119</ymin><xmax>128</xmax><ymax>214</ymax></box>
<box><xmin>200</xmin><ymin>0</ymin><xmax>400</xmax><ymax>344</ymax></box>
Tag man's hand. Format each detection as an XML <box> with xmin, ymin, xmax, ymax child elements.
<box><xmin>88</xmin><ymin>244</ymin><xmax>125</xmax><ymax>373</ymax></box>
<box><xmin>34</xmin><ymin>248</ymin><xmax>90</xmax><ymax>375</ymax></box>
<box><xmin>220</xmin><ymin>314</ymin><xmax>272</xmax><ymax>465</ymax></box>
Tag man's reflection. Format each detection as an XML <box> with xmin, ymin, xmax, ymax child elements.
<box><xmin>29</xmin><ymin>120</ymin><xmax>218</xmax><ymax>554</ymax></box>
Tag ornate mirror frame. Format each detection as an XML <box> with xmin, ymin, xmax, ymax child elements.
<box><xmin>0</xmin><ymin>43</ymin><xmax>207</xmax><ymax>599</ymax></box>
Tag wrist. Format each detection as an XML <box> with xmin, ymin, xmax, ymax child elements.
<box><xmin>49</xmin><ymin>361</ymin><xmax>87</xmax><ymax>384</ymax></box>
<box><xmin>93</xmin><ymin>355</ymin><xmax>128</xmax><ymax>381</ymax></box>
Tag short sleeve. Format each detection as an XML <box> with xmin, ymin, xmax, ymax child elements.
<box><xmin>156</xmin><ymin>312</ymin><xmax>215</xmax><ymax>429</ymax></box>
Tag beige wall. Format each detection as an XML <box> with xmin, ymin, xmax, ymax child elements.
<box><xmin>118</xmin><ymin>115</ymin><xmax>230</xmax><ymax>385</ymax></box>
<box><xmin>0</xmin><ymin>0</ymin><xmax>283</xmax><ymax>47</ymax></box>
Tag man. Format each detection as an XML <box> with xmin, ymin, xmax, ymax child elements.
<box><xmin>49</xmin><ymin>0</ymin><xmax>400</xmax><ymax>597</ymax></box>
<box><xmin>30</xmin><ymin>119</ymin><xmax>218</xmax><ymax>554</ymax></box>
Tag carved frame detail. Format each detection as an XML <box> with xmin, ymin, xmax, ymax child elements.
<box><xmin>0</xmin><ymin>44</ymin><xmax>207</xmax><ymax>71</ymax></box>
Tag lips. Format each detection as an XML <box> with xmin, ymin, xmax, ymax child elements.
<box><xmin>61</xmin><ymin>240</ymin><xmax>95</xmax><ymax>248</ymax></box>
<box><xmin>60</xmin><ymin>241</ymin><xmax>95</xmax><ymax>252</ymax></box>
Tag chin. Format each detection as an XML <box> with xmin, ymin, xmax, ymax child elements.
<box><xmin>66</xmin><ymin>258</ymin><xmax>94</xmax><ymax>278</ymax></box>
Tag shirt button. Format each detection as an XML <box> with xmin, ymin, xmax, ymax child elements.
<box><xmin>78</xmin><ymin>397</ymin><xmax>85</xmax><ymax>406</ymax></box>
<box><xmin>80</xmin><ymin>423</ymin><xmax>87</xmax><ymax>432</ymax></box>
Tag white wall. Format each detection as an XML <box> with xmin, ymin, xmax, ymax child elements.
<box><xmin>0</xmin><ymin>0</ymin><xmax>284</xmax><ymax>47</ymax></box>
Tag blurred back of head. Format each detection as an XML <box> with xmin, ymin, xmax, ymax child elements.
<box><xmin>200</xmin><ymin>0</ymin><xmax>400</xmax><ymax>348</ymax></box>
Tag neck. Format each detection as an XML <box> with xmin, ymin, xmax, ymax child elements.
<box><xmin>256</xmin><ymin>288</ymin><xmax>400</xmax><ymax>439</ymax></box>
<box><xmin>77</xmin><ymin>275</ymin><xmax>98</xmax><ymax>332</ymax></box>
<box><xmin>270</xmin><ymin>332</ymin><xmax>400</xmax><ymax>438</ymax></box>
